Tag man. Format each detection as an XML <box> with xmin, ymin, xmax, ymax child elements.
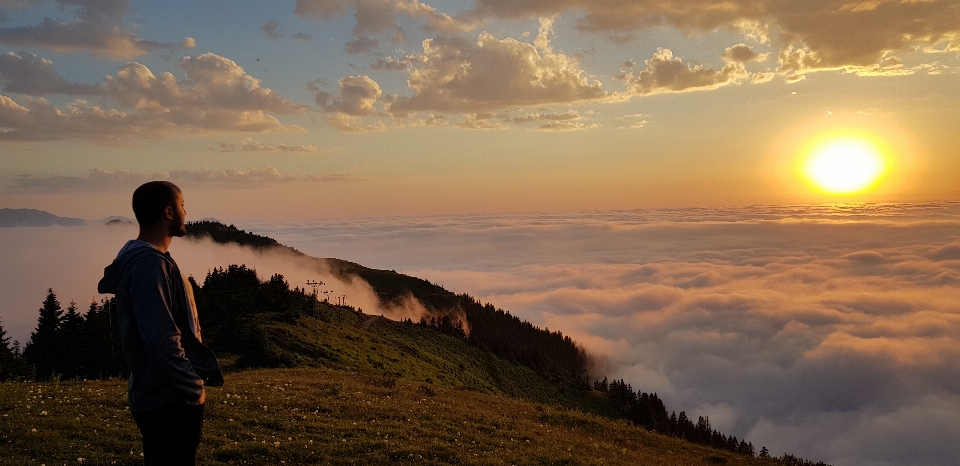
<box><xmin>98</xmin><ymin>181</ymin><xmax>223</xmax><ymax>466</ymax></box>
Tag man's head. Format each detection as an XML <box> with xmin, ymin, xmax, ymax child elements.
<box><xmin>132</xmin><ymin>181</ymin><xmax>187</xmax><ymax>237</ymax></box>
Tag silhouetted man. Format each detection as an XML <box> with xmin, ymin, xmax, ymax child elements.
<box><xmin>98</xmin><ymin>181</ymin><xmax>223</xmax><ymax>466</ymax></box>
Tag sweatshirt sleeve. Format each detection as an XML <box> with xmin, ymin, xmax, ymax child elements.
<box><xmin>128</xmin><ymin>255</ymin><xmax>204</xmax><ymax>400</ymax></box>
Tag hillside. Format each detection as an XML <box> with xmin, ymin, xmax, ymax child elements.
<box><xmin>0</xmin><ymin>367</ymin><xmax>784</xmax><ymax>466</ymax></box>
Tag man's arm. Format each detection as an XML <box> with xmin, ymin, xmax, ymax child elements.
<box><xmin>129</xmin><ymin>256</ymin><xmax>205</xmax><ymax>403</ymax></box>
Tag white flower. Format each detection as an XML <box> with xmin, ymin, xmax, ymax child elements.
<box><xmin>274</xmin><ymin>441</ymin><xmax>280</xmax><ymax>448</ymax></box>
<box><xmin>40</xmin><ymin>411</ymin><xmax>48</xmax><ymax>416</ymax></box>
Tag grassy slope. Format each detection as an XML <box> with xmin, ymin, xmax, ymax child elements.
<box><xmin>1</xmin><ymin>305</ymin><xmax>783</xmax><ymax>465</ymax></box>
<box><xmin>1</xmin><ymin>368</ymin><xmax>773</xmax><ymax>466</ymax></box>
<box><xmin>249</xmin><ymin>305</ymin><xmax>606</xmax><ymax>413</ymax></box>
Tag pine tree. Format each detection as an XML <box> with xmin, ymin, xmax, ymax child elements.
<box><xmin>759</xmin><ymin>446</ymin><xmax>770</xmax><ymax>459</ymax></box>
<box><xmin>0</xmin><ymin>318</ymin><xmax>14</xmax><ymax>380</ymax></box>
<box><xmin>59</xmin><ymin>301</ymin><xmax>83</xmax><ymax>379</ymax></box>
<box><xmin>23</xmin><ymin>289</ymin><xmax>64</xmax><ymax>380</ymax></box>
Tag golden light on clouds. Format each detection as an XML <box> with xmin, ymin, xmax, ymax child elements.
<box><xmin>804</xmin><ymin>137</ymin><xmax>886</xmax><ymax>194</ymax></box>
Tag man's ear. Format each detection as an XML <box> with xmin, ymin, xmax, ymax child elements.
<box><xmin>164</xmin><ymin>205</ymin><xmax>174</xmax><ymax>220</ymax></box>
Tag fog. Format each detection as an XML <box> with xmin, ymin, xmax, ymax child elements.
<box><xmin>0</xmin><ymin>223</ymin><xmax>427</xmax><ymax>348</ymax></box>
<box><xmin>3</xmin><ymin>202</ymin><xmax>959</xmax><ymax>465</ymax></box>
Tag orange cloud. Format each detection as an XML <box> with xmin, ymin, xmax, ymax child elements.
<box><xmin>0</xmin><ymin>53</ymin><xmax>304</xmax><ymax>143</ymax></box>
<box><xmin>387</xmin><ymin>18</ymin><xmax>606</xmax><ymax>115</ymax></box>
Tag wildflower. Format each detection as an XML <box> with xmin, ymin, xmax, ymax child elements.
<box><xmin>78</xmin><ymin>458</ymin><xmax>85</xmax><ymax>463</ymax></box>
<box><xmin>274</xmin><ymin>441</ymin><xmax>281</xmax><ymax>448</ymax></box>
<box><xmin>31</xmin><ymin>428</ymin><xmax>37</xmax><ymax>433</ymax></box>
<box><xmin>40</xmin><ymin>411</ymin><xmax>48</xmax><ymax>416</ymax></box>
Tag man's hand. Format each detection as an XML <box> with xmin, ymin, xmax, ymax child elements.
<box><xmin>187</xmin><ymin>387</ymin><xmax>206</xmax><ymax>406</ymax></box>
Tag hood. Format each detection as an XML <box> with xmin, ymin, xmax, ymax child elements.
<box><xmin>97</xmin><ymin>240</ymin><xmax>160</xmax><ymax>294</ymax></box>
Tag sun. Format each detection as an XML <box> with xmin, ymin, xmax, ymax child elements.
<box><xmin>803</xmin><ymin>137</ymin><xmax>886</xmax><ymax>194</ymax></box>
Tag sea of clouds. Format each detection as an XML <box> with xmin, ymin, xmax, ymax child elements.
<box><xmin>3</xmin><ymin>202</ymin><xmax>959</xmax><ymax>466</ymax></box>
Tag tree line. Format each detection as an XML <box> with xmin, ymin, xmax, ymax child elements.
<box><xmin>0</xmin><ymin>289</ymin><xmax>126</xmax><ymax>381</ymax></box>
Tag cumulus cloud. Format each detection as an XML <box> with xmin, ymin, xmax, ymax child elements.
<box><xmin>387</xmin><ymin>18</ymin><xmax>606</xmax><ymax>115</ymax></box>
<box><xmin>617</xmin><ymin>48</ymin><xmax>747</xmax><ymax>95</ymax></box>
<box><xmin>0</xmin><ymin>53</ymin><xmax>304</xmax><ymax>143</ymax></box>
<box><xmin>311</xmin><ymin>75</ymin><xmax>382</xmax><ymax>115</ymax></box>
<box><xmin>0</xmin><ymin>0</ymin><xmax>192</xmax><ymax>58</ymax></box>
<box><xmin>466</xmin><ymin>0</ymin><xmax>960</xmax><ymax>74</ymax></box>
<box><xmin>722</xmin><ymin>43</ymin><xmax>767</xmax><ymax>63</ymax></box>
<box><xmin>6</xmin><ymin>166</ymin><xmax>362</xmax><ymax>192</ymax></box>
<box><xmin>237</xmin><ymin>201</ymin><xmax>960</xmax><ymax>466</ymax></box>
<box><xmin>218</xmin><ymin>137</ymin><xmax>318</xmax><ymax>153</ymax></box>
<box><xmin>0</xmin><ymin>52</ymin><xmax>105</xmax><ymax>95</ymax></box>
<box><xmin>295</xmin><ymin>0</ymin><xmax>476</xmax><ymax>53</ymax></box>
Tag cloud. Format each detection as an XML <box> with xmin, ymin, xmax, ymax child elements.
<box><xmin>458</xmin><ymin>113</ymin><xmax>506</xmax><ymax>130</ymax></box>
<box><xmin>0</xmin><ymin>53</ymin><xmax>304</xmax><ymax>143</ymax></box>
<box><xmin>0</xmin><ymin>0</ymin><xmax>192</xmax><ymax>58</ymax></box>
<box><xmin>466</xmin><ymin>0</ymin><xmax>960</xmax><ymax>75</ymax></box>
<box><xmin>261</xmin><ymin>19</ymin><xmax>283</xmax><ymax>38</ymax></box>
<box><xmin>235</xmin><ymin>201</ymin><xmax>960</xmax><ymax>466</ymax></box>
<box><xmin>369</xmin><ymin>56</ymin><xmax>412</xmax><ymax>71</ymax></box>
<box><xmin>6</xmin><ymin>166</ymin><xmax>362</xmax><ymax>192</ymax></box>
<box><xmin>535</xmin><ymin>121</ymin><xmax>598</xmax><ymax>131</ymax></box>
<box><xmin>387</xmin><ymin>18</ymin><xmax>606</xmax><ymax>115</ymax></box>
<box><xmin>325</xmin><ymin>112</ymin><xmax>387</xmax><ymax>133</ymax></box>
<box><xmin>293</xmin><ymin>32</ymin><xmax>314</xmax><ymax>41</ymax></box>
<box><xmin>617</xmin><ymin>48</ymin><xmax>747</xmax><ymax>95</ymax></box>
<box><xmin>295</xmin><ymin>0</ymin><xmax>476</xmax><ymax>54</ymax></box>
<box><xmin>512</xmin><ymin>110</ymin><xmax>580</xmax><ymax>124</ymax></box>
<box><xmin>218</xmin><ymin>137</ymin><xmax>318</xmax><ymax>153</ymax></box>
<box><xmin>722</xmin><ymin>43</ymin><xmax>767</xmax><ymax>63</ymax></box>
<box><xmin>0</xmin><ymin>52</ymin><xmax>105</xmax><ymax>96</ymax></box>
<box><xmin>311</xmin><ymin>75</ymin><xmax>382</xmax><ymax>116</ymax></box>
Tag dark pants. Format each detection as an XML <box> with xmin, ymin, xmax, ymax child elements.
<box><xmin>132</xmin><ymin>399</ymin><xmax>204</xmax><ymax>466</ymax></box>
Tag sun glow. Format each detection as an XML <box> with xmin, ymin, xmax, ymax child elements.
<box><xmin>804</xmin><ymin>137</ymin><xmax>887</xmax><ymax>194</ymax></box>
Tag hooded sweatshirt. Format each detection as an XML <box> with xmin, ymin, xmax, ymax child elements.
<box><xmin>98</xmin><ymin>240</ymin><xmax>223</xmax><ymax>412</ymax></box>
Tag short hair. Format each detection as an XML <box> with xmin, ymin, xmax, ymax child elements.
<box><xmin>132</xmin><ymin>181</ymin><xmax>180</xmax><ymax>227</ymax></box>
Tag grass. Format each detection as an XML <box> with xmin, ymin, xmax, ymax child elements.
<box><xmin>252</xmin><ymin>308</ymin><xmax>610</xmax><ymax>414</ymax></box>
<box><xmin>1</xmin><ymin>367</ymin><xmax>777</xmax><ymax>466</ymax></box>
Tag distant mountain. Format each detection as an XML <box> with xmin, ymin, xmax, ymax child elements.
<box><xmin>0</xmin><ymin>208</ymin><xmax>86</xmax><ymax>227</ymax></box>
<box><xmin>99</xmin><ymin>215</ymin><xmax>134</xmax><ymax>225</ymax></box>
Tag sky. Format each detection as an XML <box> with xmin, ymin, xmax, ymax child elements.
<box><xmin>0</xmin><ymin>0</ymin><xmax>958</xmax><ymax>218</ymax></box>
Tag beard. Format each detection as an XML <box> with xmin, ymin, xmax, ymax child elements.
<box><xmin>171</xmin><ymin>221</ymin><xmax>187</xmax><ymax>237</ymax></box>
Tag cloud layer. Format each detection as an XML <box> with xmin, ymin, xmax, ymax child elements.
<box><xmin>6</xmin><ymin>166</ymin><xmax>361</xmax><ymax>192</ymax></box>
<box><xmin>235</xmin><ymin>202</ymin><xmax>960</xmax><ymax>466</ymax></box>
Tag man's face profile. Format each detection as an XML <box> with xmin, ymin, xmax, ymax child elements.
<box><xmin>169</xmin><ymin>190</ymin><xmax>187</xmax><ymax>237</ymax></box>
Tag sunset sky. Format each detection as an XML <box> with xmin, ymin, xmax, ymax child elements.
<box><xmin>1</xmin><ymin>0</ymin><xmax>958</xmax><ymax>219</ymax></box>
